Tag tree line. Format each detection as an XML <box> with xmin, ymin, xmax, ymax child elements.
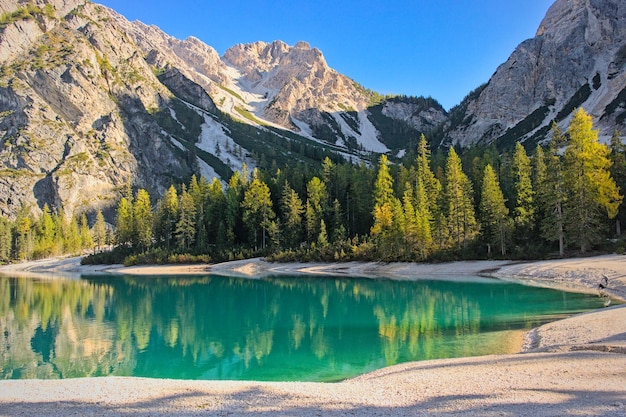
<box><xmin>1</xmin><ymin>109</ymin><xmax>624</xmax><ymax>265</ymax></box>
<box><xmin>0</xmin><ymin>204</ymin><xmax>108</xmax><ymax>263</ymax></box>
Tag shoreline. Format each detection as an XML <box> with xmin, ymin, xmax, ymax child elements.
<box><xmin>2</xmin><ymin>253</ymin><xmax>625</xmax><ymax>301</ymax></box>
<box><xmin>0</xmin><ymin>255</ymin><xmax>625</xmax><ymax>415</ymax></box>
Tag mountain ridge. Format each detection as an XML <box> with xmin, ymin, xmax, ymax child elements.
<box><xmin>0</xmin><ymin>0</ymin><xmax>623</xmax><ymax>220</ymax></box>
<box><xmin>442</xmin><ymin>0</ymin><xmax>626</xmax><ymax>147</ymax></box>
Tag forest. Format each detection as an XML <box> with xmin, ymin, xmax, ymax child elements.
<box><xmin>0</xmin><ymin>109</ymin><xmax>624</xmax><ymax>266</ymax></box>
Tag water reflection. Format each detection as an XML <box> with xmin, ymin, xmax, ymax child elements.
<box><xmin>0</xmin><ymin>274</ymin><xmax>605</xmax><ymax>381</ymax></box>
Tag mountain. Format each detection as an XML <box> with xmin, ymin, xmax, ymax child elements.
<box><xmin>442</xmin><ymin>0</ymin><xmax>626</xmax><ymax>148</ymax></box>
<box><xmin>0</xmin><ymin>0</ymin><xmax>443</xmax><ymax>219</ymax></box>
<box><xmin>1</xmin><ymin>0</ymin><xmax>624</xmax><ymax>220</ymax></box>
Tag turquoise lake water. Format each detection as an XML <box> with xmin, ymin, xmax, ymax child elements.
<box><xmin>0</xmin><ymin>274</ymin><xmax>606</xmax><ymax>381</ymax></box>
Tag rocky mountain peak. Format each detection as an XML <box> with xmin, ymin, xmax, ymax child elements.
<box><xmin>222</xmin><ymin>40</ymin><xmax>328</xmax><ymax>82</ymax></box>
<box><xmin>443</xmin><ymin>0</ymin><xmax>626</xmax><ymax>148</ymax></box>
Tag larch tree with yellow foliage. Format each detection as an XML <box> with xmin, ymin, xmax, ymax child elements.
<box><xmin>563</xmin><ymin>108</ymin><xmax>622</xmax><ymax>253</ymax></box>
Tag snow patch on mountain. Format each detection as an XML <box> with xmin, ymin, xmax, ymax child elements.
<box><xmin>358</xmin><ymin>111</ymin><xmax>389</xmax><ymax>153</ymax></box>
<box><xmin>196</xmin><ymin>114</ymin><xmax>255</xmax><ymax>173</ymax></box>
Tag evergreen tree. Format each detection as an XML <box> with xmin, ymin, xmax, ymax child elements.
<box><xmin>156</xmin><ymin>185</ymin><xmax>179</xmax><ymax>251</ymax></box>
<box><xmin>532</xmin><ymin>145</ymin><xmax>547</xmax><ymax>233</ymax></box>
<box><xmin>133</xmin><ymin>189</ymin><xmax>153</xmax><ymax>250</ymax></box>
<box><xmin>79</xmin><ymin>213</ymin><xmax>93</xmax><ymax>250</ymax></box>
<box><xmin>206</xmin><ymin>178</ymin><xmax>227</xmax><ymax>246</ymax></box>
<box><xmin>322</xmin><ymin>156</ymin><xmax>336</xmax><ymax>204</ymax></box>
<box><xmin>317</xmin><ymin>219</ymin><xmax>329</xmax><ymax>248</ymax></box>
<box><xmin>416</xmin><ymin>134</ymin><xmax>441</xmax><ymax>215</ymax></box>
<box><xmin>402</xmin><ymin>186</ymin><xmax>418</xmax><ymax>257</ymax></box>
<box><xmin>242</xmin><ymin>173</ymin><xmax>275</xmax><ymax>250</ymax></box>
<box><xmin>63</xmin><ymin>216</ymin><xmax>81</xmax><ymax>254</ymax></box>
<box><xmin>512</xmin><ymin>142</ymin><xmax>535</xmax><ymax>242</ymax></box>
<box><xmin>281</xmin><ymin>182</ymin><xmax>304</xmax><ymax>248</ymax></box>
<box><xmin>188</xmin><ymin>175</ymin><xmax>208</xmax><ymax>250</ymax></box>
<box><xmin>35</xmin><ymin>204</ymin><xmax>55</xmax><ymax>257</ymax></box>
<box><xmin>0</xmin><ymin>215</ymin><xmax>11</xmax><ymax>262</ymax></box>
<box><xmin>609</xmin><ymin>129</ymin><xmax>626</xmax><ymax>236</ymax></box>
<box><xmin>115</xmin><ymin>197</ymin><xmax>133</xmax><ymax>247</ymax></box>
<box><xmin>539</xmin><ymin>123</ymin><xmax>567</xmax><ymax>256</ymax></box>
<box><xmin>13</xmin><ymin>205</ymin><xmax>33</xmax><ymax>260</ymax></box>
<box><xmin>305</xmin><ymin>176</ymin><xmax>327</xmax><ymax>243</ymax></box>
<box><xmin>330</xmin><ymin>198</ymin><xmax>346</xmax><ymax>243</ymax></box>
<box><xmin>225</xmin><ymin>172</ymin><xmax>244</xmax><ymax>245</ymax></box>
<box><xmin>93</xmin><ymin>209</ymin><xmax>107</xmax><ymax>252</ymax></box>
<box><xmin>176</xmin><ymin>185</ymin><xmax>197</xmax><ymax>250</ymax></box>
<box><xmin>414</xmin><ymin>177</ymin><xmax>433</xmax><ymax>259</ymax></box>
<box><xmin>444</xmin><ymin>148</ymin><xmax>478</xmax><ymax>249</ymax></box>
<box><xmin>371</xmin><ymin>155</ymin><xmax>397</xmax><ymax>247</ymax></box>
<box><xmin>373</xmin><ymin>155</ymin><xmax>394</xmax><ymax>208</ymax></box>
<box><xmin>479</xmin><ymin>164</ymin><xmax>509</xmax><ymax>257</ymax></box>
<box><xmin>563</xmin><ymin>108</ymin><xmax>622</xmax><ymax>252</ymax></box>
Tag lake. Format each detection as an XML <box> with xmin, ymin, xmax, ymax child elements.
<box><xmin>0</xmin><ymin>273</ymin><xmax>606</xmax><ymax>382</ymax></box>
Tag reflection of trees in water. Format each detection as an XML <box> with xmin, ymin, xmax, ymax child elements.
<box><xmin>0</xmin><ymin>275</ymin><xmax>601</xmax><ymax>380</ymax></box>
<box><xmin>0</xmin><ymin>277</ymin><xmax>134</xmax><ymax>379</ymax></box>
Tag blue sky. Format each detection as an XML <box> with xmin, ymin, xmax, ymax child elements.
<box><xmin>97</xmin><ymin>0</ymin><xmax>554</xmax><ymax>110</ymax></box>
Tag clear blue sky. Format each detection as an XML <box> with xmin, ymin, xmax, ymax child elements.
<box><xmin>97</xmin><ymin>0</ymin><xmax>554</xmax><ymax>110</ymax></box>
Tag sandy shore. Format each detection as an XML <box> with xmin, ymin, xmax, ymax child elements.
<box><xmin>0</xmin><ymin>255</ymin><xmax>625</xmax><ymax>416</ymax></box>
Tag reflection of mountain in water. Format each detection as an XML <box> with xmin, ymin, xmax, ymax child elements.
<box><xmin>0</xmin><ymin>274</ymin><xmax>603</xmax><ymax>381</ymax></box>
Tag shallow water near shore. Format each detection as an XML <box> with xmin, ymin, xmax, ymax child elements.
<box><xmin>0</xmin><ymin>273</ymin><xmax>607</xmax><ymax>382</ymax></box>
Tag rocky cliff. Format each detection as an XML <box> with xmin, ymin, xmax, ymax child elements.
<box><xmin>0</xmin><ymin>0</ymin><xmax>199</xmax><ymax>219</ymax></box>
<box><xmin>443</xmin><ymin>0</ymin><xmax>626</xmax><ymax>147</ymax></box>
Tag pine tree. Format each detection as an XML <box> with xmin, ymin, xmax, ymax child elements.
<box><xmin>479</xmin><ymin>164</ymin><xmax>509</xmax><ymax>257</ymax></box>
<box><xmin>609</xmin><ymin>129</ymin><xmax>626</xmax><ymax>236</ymax></box>
<box><xmin>176</xmin><ymin>185</ymin><xmax>197</xmax><ymax>250</ymax></box>
<box><xmin>93</xmin><ymin>209</ymin><xmax>107</xmax><ymax>252</ymax></box>
<box><xmin>281</xmin><ymin>182</ymin><xmax>304</xmax><ymax>248</ymax></box>
<box><xmin>444</xmin><ymin>148</ymin><xmax>478</xmax><ymax>250</ymax></box>
<box><xmin>241</xmin><ymin>174</ymin><xmax>275</xmax><ymax>250</ymax></box>
<box><xmin>416</xmin><ymin>134</ymin><xmax>441</xmax><ymax>215</ymax></box>
<box><xmin>156</xmin><ymin>185</ymin><xmax>179</xmax><ymax>251</ymax></box>
<box><xmin>330</xmin><ymin>198</ymin><xmax>346</xmax><ymax>243</ymax></box>
<box><xmin>322</xmin><ymin>156</ymin><xmax>336</xmax><ymax>203</ymax></box>
<box><xmin>0</xmin><ymin>215</ymin><xmax>12</xmax><ymax>262</ymax></box>
<box><xmin>539</xmin><ymin>123</ymin><xmax>567</xmax><ymax>256</ymax></box>
<box><xmin>305</xmin><ymin>176</ymin><xmax>327</xmax><ymax>243</ymax></box>
<box><xmin>13</xmin><ymin>205</ymin><xmax>33</xmax><ymax>260</ymax></box>
<box><xmin>512</xmin><ymin>142</ymin><xmax>535</xmax><ymax>242</ymax></box>
<box><xmin>317</xmin><ymin>219</ymin><xmax>329</xmax><ymax>248</ymax></box>
<box><xmin>64</xmin><ymin>216</ymin><xmax>81</xmax><ymax>254</ymax></box>
<box><xmin>371</xmin><ymin>155</ymin><xmax>396</xmax><ymax>246</ymax></box>
<box><xmin>532</xmin><ymin>145</ymin><xmax>547</xmax><ymax>232</ymax></box>
<box><xmin>225</xmin><ymin>171</ymin><xmax>244</xmax><ymax>245</ymax></box>
<box><xmin>35</xmin><ymin>204</ymin><xmax>55</xmax><ymax>257</ymax></box>
<box><xmin>133</xmin><ymin>189</ymin><xmax>153</xmax><ymax>250</ymax></box>
<box><xmin>563</xmin><ymin>108</ymin><xmax>622</xmax><ymax>252</ymax></box>
<box><xmin>115</xmin><ymin>197</ymin><xmax>133</xmax><ymax>247</ymax></box>
<box><xmin>402</xmin><ymin>186</ymin><xmax>418</xmax><ymax>256</ymax></box>
<box><xmin>206</xmin><ymin>178</ymin><xmax>227</xmax><ymax>246</ymax></box>
<box><xmin>79</xmin><ymin>213</ymin><xmax>93</xmax><ymax>250</ymax></box>
<box><xmin>373</xmin><ymin>155</ymin><xmax>394</xmax><ymax>208</ymax></box>
<box><xmin>414</xmin><ymin>177</ymin><xmax>433</xmax><ymax>259</ymax></box>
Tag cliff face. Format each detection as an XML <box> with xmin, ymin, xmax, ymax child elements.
<box><xmin>444</xmin><ymin>0</ymin><xmax>626</xmax><ymax>147</ymax></box>
<box><xmin>0</xmin><ymin>1</ymin><xmax>198</xmax><ymax>219</ymax></box>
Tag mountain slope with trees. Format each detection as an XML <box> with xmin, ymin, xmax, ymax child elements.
<box><xmin>42</xmin><ymin>110</ymin><xmax>611</xmax><ymax>265</ymax></box>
